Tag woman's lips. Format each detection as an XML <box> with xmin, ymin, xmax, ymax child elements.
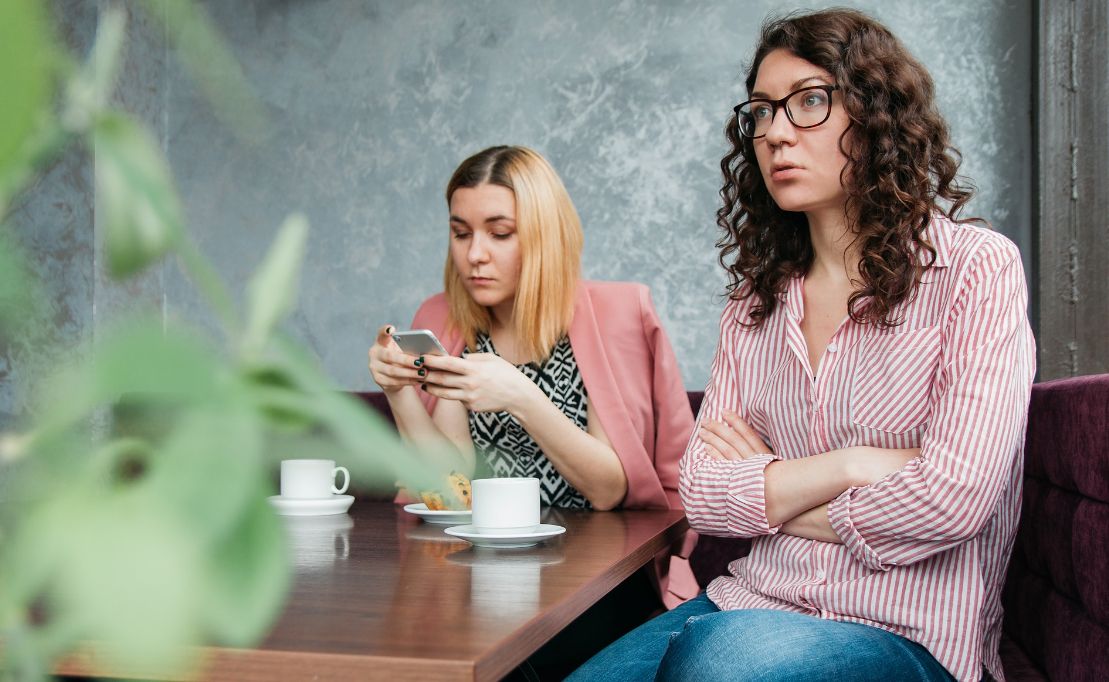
<box><xmin>771</xmin><ymin>166</ymin><xmax>802</xmax><ymax>181</ymax></box>
<box><xmin>469</xmin><ymin>277</ymin><xmax>495</xmax><ymax>286</ymax></box>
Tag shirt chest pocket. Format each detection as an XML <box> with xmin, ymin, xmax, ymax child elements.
<box><xmin>851</xmin><ymin>325</ymin><xmax>943</xmax><ymax>434</ymax></box>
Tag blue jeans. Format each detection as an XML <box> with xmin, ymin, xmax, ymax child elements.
<box><xmin>566</xmin><ymin>594</ymin><xmax>955</xmax><ymax>681</ymax></box>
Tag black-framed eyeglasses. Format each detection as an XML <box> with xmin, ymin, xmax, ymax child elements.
<box><xmin>733</xmin><ymin>85</ymin><xmax>839</xmax><ymax>139</ymax></box>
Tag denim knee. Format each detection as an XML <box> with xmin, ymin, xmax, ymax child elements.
<box><xmin>655</xmin><ymin>613</ymin><xmax>731</xmax><ymax>681</ymax></box>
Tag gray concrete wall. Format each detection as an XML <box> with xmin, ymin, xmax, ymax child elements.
<box><xmin>3</xmin><ymin>0</ymin><xmax>1034</xmax><ymax>423</ymax></box>
<box><xmin>1</xmin><ymin>0</ymin><xmax>98</xmax><ymax>425</ymax></box>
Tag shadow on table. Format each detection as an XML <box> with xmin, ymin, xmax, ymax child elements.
<box><xmin>501</xmin><ymin>508</ymin><xmax>665</xmax><ymax>681</ymax></box>
<box><xmin>507</xmin><ymin>567</ymin><xmax>661</xmax><ymax>681</ymax></box>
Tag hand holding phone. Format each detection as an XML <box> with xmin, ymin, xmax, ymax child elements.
<box><xmin>391</xmin><ymin>329</ymin><xmax>449</xmax><ymax>356</ymax></box>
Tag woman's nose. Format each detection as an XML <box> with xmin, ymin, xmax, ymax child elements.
<box><xmin>763</xmin><ymin>106</ymin><xmax>797</xmax><ymax>147</ymax></box>
<box><xmin>468</xmin><ymin>235</ymin><xmax>489</xmax><ymax>263</ymax></box>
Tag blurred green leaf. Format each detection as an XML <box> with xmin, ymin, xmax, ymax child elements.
<box><xmin>86</xmin><ymin>436</ymin><xmax>155</xmax><ymax>489</ymax></box>
<box><xmin>38</xmin><ymin>322</ymin><xmax>221</xmax><ymax>433</ymax></box>
<box><xmin>0</xmin><ymin>120</ymin><xmax>69</xmax><ymax>219</ymax></box>
<box><xmin>242</xmin><ymin>213</ymin><xmax>308</xmax><ymax>355</ymax></box>
<box><xmin>148</xmin><ymin>402</ymin><xmax>263</xmax><ymax>544</ymax></box>
<box><xmin>59</xmin><ymin>489</ymin><xmax>206</xmax><ymax>675</ymax></box>
<box><xmin>201</xmin><ymin>497</ymin><xmax>290</xmax><ymax>647</ymax></box>
<box><xmin>63</xmin><ymin>5</ymin><xmax>127</xmax><ymax>132</ymax></box>
<box><xmin>0</xmin><ymin>1</ymin><xmax>429</xmax><ymax>677</ymax></box>
<box><xmin>0</xmin><ymin>431</ymin><xmax>85</xmax><ymax>534</ymax></box>
<box><xmin>3</xmin><ymin>486</ymin><xmax>205</xmax><ymax>675</ymax></box>
<box><xmin>0</xmin><ymin>493</ymin><xmax>78</xmax><ymax>670</ymax></box>
<box><xmin>263</xmin><ymin>339</ymin><xmax>417</xmax><ymax>487</ymax></box>
<box><xmin>89</xmin><ymin>6</ymin><xmax>127</xmax><ymax>111</ymax></box>
<box><xmin>241</xmin><ymin>363</ymin><xmax>319</xmax><ymax>433</ymax></box>
<box><xmin>240</xmin><ymin>347</ymin><xmax>417</xmax><ymax>495</ymax></box>
<box><xmin>94</xmin><ymin>113</ymin><xmax>181</xmax><ymax>278</ymax></box>
<box><xmin>0</xmin><ymin>0</ymin><xmax>53</xmax><ymax>179</ymax></box>
<box><xmin>136</xmin><ymin>0</ymin><xmax>272</xmax><ymax>145</ymax></box>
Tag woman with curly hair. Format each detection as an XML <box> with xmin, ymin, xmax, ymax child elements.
<box><xmin>570</xmin><ymin>8</ymin><xmax>1034</xmax><ymax>682</ymax></box>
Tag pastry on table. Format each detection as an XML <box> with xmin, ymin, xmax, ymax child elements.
<box><xmin>418</xmin><ymin>470</ymin><xmax>471</xmax><ymax>510</ymax></box>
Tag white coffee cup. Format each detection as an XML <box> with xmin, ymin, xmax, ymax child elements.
<box><xmin>471</xmin><ymin>477</ymin><xmax>540</xmax><ymax>534</ymax></box>
<box><xmin>280</xmin><ymin>459</ymin><xmax>350</xmax><ymax>499</ymax></box>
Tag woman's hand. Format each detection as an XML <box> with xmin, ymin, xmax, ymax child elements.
<box><xmin>367</xmin><ymin>325</ymin><xmax>425</xmax><ymax>395</ymax></box>
<box><xmin>698</xmin><ymin>411</ymin><xmax>773</xmax><ymax>461</ymax></box>
<box><xmin>419</xmin><ymin>352</ymin><xmax>537</xmax><ymax>414</ymax></box>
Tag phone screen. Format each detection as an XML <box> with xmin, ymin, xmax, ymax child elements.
<box><xmin>391</xmin><ymin>329</ymin><xmax>448</xmax><ymax>356</ymax></box>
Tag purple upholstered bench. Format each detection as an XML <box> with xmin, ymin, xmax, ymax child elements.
<box><xmin>999</xmin><ymin>374</ymin><xmax>1109</xmax><ymax>680</ymax></box>
<box><xmin>353</xmin><ymin>374</ymin><xmax>1109</xmax><ymax>680</ymax></box>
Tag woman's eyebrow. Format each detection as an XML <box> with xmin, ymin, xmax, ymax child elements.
<box><xmin>750</xmin><ymin>75</ymin><xmax>831</xmax><ymax>99</ymax></box>
<box><xmin>449</xmin><ymin>215</ymin><xmax>515</xmax><ymax>226</ymax></box>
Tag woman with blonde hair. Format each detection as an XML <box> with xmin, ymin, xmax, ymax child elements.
<box><xmin>368</xmin><ymin>145</ymin><xmax>697</xmax><ymax>606</ymax></box>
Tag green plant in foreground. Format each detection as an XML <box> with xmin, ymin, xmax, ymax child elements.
<box><xmin>0</xmin><ymin>2</ymin><xmax>440</xmax><ymax>678</ymax></box>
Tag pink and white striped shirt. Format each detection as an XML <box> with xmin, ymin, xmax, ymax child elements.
<box><xmin>680</xmin><ymin>215</ymin><xmax>1036</xmax><ymax>682</ymax></box>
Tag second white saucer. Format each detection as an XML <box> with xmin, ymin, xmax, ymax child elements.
<box><xmin>403</xmin><ymin>502</ymin><xmax>472</xmax><ymax>525</ymax></box>
<box><xmin>268</xmin><ymin>494</ymin><xmax>354</xmax><ymax>517</ymax></box>
<box><xmin>443</xmin><ymin>523</ymin><xmax>565</xmax><ymax>549</ymax></box>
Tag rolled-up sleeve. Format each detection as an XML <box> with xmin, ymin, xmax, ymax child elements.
<box><xmin>828</xmin><ymin>239</ymin><xmax>1036</xmax><ymax>571</ymax></box>
<box><xmin>680</xmin><ymin>298</ymin><xmax>783</xmax><ymax>538</ymax></box>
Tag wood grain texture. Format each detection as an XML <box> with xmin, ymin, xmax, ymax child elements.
<box><xmin>54</xmin><ymin>502</ymin><xmax>688</xmax><ymax>681</ymax></box>
<box><xmin>1036</xmin><ymin>0</ymin><xmax>1109</xmax><ymax>379</ymax></box>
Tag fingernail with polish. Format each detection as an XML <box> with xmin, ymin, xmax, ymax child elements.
<box><xmin>414</xmin><ymin>357</ymin><xmax>423</xmax><ymax>367</ymax></box>
<box><xmin>417</xmin><ymin>368</ymin><xmax>425</xmax><ymax>377</ymax></box>
<box><xmin>420</xmin><ymin>383</ymin><xmax>428</xmax><ymax>392</ymax></box>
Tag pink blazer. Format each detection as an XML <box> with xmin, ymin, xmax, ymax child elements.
<box><xmin>410</xmin><ymin>280</ymin><xmax>699</xmax><ymax>606</ymax></box>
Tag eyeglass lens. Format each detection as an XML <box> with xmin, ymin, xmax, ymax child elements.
<box><xmin>737</xmin><ymin>87</ymin><xmax>833</xmax><ymax>138</ymax></box>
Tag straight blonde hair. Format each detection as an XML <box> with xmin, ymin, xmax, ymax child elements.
<box><xmin>443</xmin><ymin>146</ymin><xmax>582</xmax><ymax>363</ymax></box>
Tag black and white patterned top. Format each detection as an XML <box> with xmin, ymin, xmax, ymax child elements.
<box><xmin>465</xmin><ymin>333</ymin><xmax>591</xmax><ymax>509</ymax></box>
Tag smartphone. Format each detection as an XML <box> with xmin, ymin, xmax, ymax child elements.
<box><xmin>391</xmin><ymin>329</ymin><xmax>449</xmax><ymax>356</ymax></box>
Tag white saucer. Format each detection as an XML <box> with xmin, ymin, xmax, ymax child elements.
<box><xmin>406</xmin><ymin>523</ymin><xmax>470</xmax><ymax>543</ymax></box>
<box><xmin>443</xmin><ymin>523</ymin><xmax>565</xmax><ymax>548</ymax></box>
<box><xmin>403</xmin><ymin>502</ymin><xmax>473</xmax><ymax>526</ymax></box>
<box><xmin>268</xmin><ymin>494</ymin><xmax>354</xmax><ymax>517</ymax></box>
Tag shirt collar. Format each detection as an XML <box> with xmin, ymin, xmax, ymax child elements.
<box><xmin>918</xmin><ymin>213</ymin><xmax>952</xmax><ymax>269</ymax></box>
<box><xmin>781</xmin><ymin>275</ymin><xmax>805</xmax><ymax>321</ymax></box>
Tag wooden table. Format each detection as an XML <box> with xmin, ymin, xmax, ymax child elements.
<box><xmin>58</xmin><ymin>502</ymin><xmax>688</xmax><ymax>681</ymax></box>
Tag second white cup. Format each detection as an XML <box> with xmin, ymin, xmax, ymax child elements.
<box><xmin>471</xmin><ymin>477</ymin><xmax>540</xmax><ymax>534</ymax></box>
<box><xmin>280</xmin><ymin>459</ymin><xmax>350</xmax><ymax>499</ymax></box>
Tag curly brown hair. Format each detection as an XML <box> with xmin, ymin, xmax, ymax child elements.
<box><xmin>717</xmin><ymin>8</ymin><xmax>975</xmax><ymax>328</ymax></box>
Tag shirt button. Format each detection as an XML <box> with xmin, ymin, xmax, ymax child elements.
<box><xmin>827</xmin><ymin>342</ymin><xmax>838</xmax><ymax>353</ymax></box>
